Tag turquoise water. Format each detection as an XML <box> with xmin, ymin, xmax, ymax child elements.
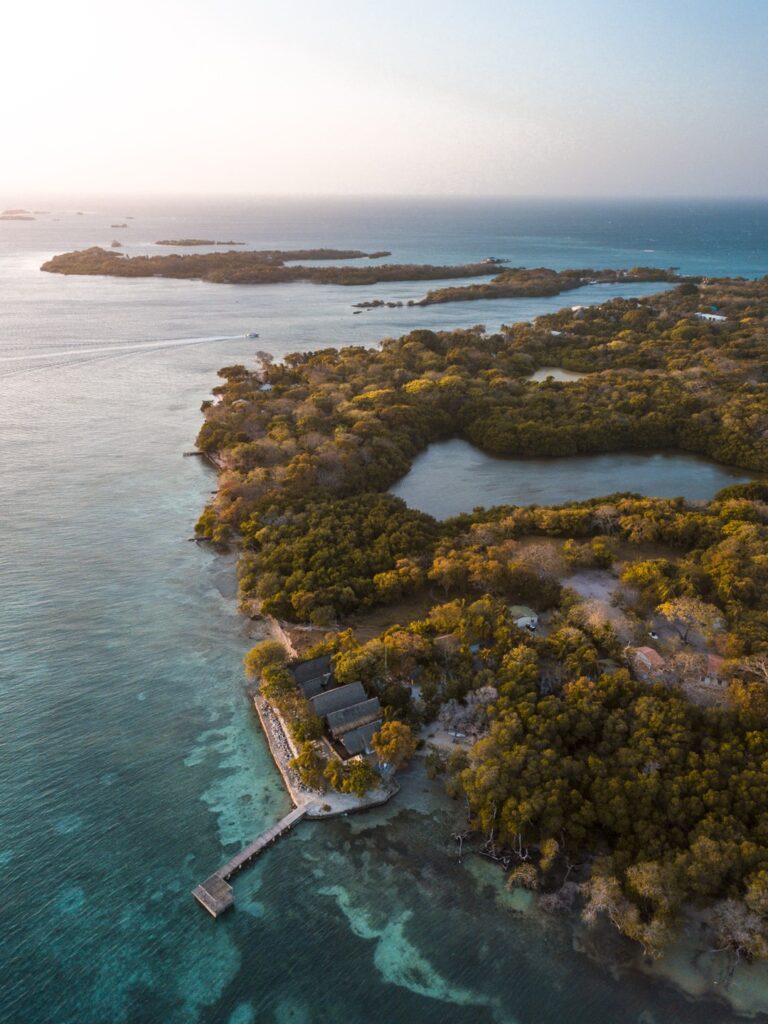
<box><xmin>1</xmin><ymin>198</ymin><xmax>767</xmax><ymax>1023</ymax></box>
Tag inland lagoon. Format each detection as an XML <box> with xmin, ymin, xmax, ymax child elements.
<box><xmin>526</xmin><ymin>366</ymin><xmax>586</xmax><ymax>382</ymax></box>
<box><xmin>389</xmin><ymin>439</ymin><xmax>757</xmax><ymax>520</ymax></box>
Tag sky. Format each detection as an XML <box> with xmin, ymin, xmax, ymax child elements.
<box><xmin>3</xmin><ymin>0</ymin><xmax>767</xmax><ymax>197</ymax></box>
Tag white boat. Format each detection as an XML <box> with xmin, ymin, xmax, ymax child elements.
<box><xmin>246</xmin><ymin>331</ymin><xmax>260</xmax><ymax>338</ymax></box>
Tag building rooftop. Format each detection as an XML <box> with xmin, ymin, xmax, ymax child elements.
<box><xmin>340</xmin><ymin>720</ymin><xmax>382</xmax><ymax>757</ymax></box>
<box><xmin>309</xmin><ymin>681</ymin><xmax>366</xmax><ymax>718</ymax></box>
<box><xmin>327</xmin><ymin>698</ymin><xmax>382</xmax><ymax>738</ymax></box>
<box><xmin>696</xmin><ymin>311</ymin><xmax>727</xmax><ymax>322</ymax></box>
<box><xmin>289</xmin><ymin>654</ymin><xmax>333</xmax><ymax>687</ymax></box>
<box><xmin>298</xmin><ymin>676</ymin><xmax>328</xmax><ymax>700</ymax></box>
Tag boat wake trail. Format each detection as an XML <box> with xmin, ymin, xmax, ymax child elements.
<box><xmin>0</xmin><ymin>334</ymin><xmax>246</xmax><ymax>363</ymax></box>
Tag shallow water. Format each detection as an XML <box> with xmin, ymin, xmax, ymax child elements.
<box><xmin>1</xmin><ymin>197</ymin><xmax>767</xmax><ymax>1023</ymax></box>
<box><xmin>390</xmin><ymin>439</ymin><xmax>755</xmax><ymax>519</ymax></box>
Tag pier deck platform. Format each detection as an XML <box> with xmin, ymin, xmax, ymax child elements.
<box><xmin>192</xmin><ymin>874</ymin><xmax>234</xmax><ymax>917</ymax></box>
<box><xmin>193</xmin><ymin>803</ymin><xmax>311</xmax><ymax>917</ymax></box>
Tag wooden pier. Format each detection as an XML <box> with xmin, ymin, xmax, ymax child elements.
<box><xmin>192</xmin><ymin>804</ymin><xmax>311</xmax><ymax>917</ymax></box>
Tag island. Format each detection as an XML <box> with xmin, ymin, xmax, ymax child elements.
<box><xmin>1</xmin><ymin>209</ymin><xmax>35</xmax><ymax>221</ymax></box>
<box><xmin>155</xmin><ymin>238</ymin><xmax>246</xmax><ymax>246</ymax></box>
<box><xmin>353</xmin><ymin>265</ymin><xmax>689</xmax><ymax>307</ymax></box>
<box><xmin>193</xmin><ymin>273</ymin><xmax>768</xmax><ymax>964</ymax></box>
<box><xmin>39</xmin><ymin>246</ymin><xmax>501</xmax><ymax>287</ymax></box>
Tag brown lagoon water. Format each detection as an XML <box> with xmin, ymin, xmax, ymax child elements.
<box><xmin>2</xmin><ymin>197</ymin><xmax>768</xmax><ymax>1023</ymax></box>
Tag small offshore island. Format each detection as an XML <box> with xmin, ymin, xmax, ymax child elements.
<box><xmin>39</xmin><ymin>245</ymin><xmax>502</xmax><ymax>287</ymax></box>
<box><xmin>193</xmin><ymin>273</ymin><xmax>768</xmax><ymax>974</ymax></box>
<box><xmin>353</xmin><ymin>265</ymin><xmax>689</xmax><ymax>308</ymax></box>
<box><xmin>40</xmin><ymin>248</ymin><xmax>692</xmax><ymax>303</ymax></box>
<box><xmin>155</xmin><ymin>238</ymin><xmax>246</xmax><ymax>246</ymax></box>
<box><xmin>1</xmin><ymin>208</ymin><xmax>35</xmax><ymax>221</ymax></box>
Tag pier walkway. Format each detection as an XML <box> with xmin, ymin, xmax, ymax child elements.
<box><xmin>192</xmin><ymin>803</ymin><xmax>312</xmax><ymax>917</ymax></box>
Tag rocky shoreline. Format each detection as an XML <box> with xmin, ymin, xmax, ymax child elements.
<box><xmin>252</xmin><ymin>688</ymin><xmax>398</xmax><ymax>820</ymax></box>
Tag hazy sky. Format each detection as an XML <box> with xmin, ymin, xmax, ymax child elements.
<box><xmin>4</xmin><ymin>0</ymin><xmax>767</xmax><ymax>197</ymax></box>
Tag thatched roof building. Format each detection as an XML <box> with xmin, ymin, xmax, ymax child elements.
<box><xmin>288</xmin><ymin>654</ymin><xmax>334</xmax><ymax>699</ymax></box>
<box><xmin>340</xmin><ymin>720</ymin><xmax>382</xmax><ymax>757</ymax></box>
<box><xmin>309</xmin><ymin>682</ymin><xmax>366</xmax><ymax>718</ymax></box>
<box><xmin>327</xmin><ymin>698</ymin><xmax>382</xmax><ymax>738</ymax></box>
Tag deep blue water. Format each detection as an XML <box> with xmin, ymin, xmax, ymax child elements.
<box><xmin>1</xmin><ymin>198</ymin><xmax>767</xmax><ymax>1024</ymax></box>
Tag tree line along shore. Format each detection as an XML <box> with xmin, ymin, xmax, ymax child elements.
<box><xmin>39</xmin><ymin>246</ymin><xmax>497</xmax><ymax>286</ymax></box>
<box><xmin>411</xmin><ymin>264</ymin><xmax>686</xmax><ymax>305</ymax></box>
<box><xmin>39</xmin><ymin>246</ymin><xmax>686</xmax><ymax>299</ymax></box>
<box><xmin>350</xmin><ymin>266</ymin><xmax>687</xmax><ymax>309</ymax></box>
<box><xmin>155</xmin><ymin>239</ymin><xmax>247</xmax><ymax>246</ymax></box>
<box><xmin>196</xmin><ymin>273</ymin><xmax>768</xmax><ymax>964</ymax></box>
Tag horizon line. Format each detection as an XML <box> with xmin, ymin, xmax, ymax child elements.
<box><xmin>3</xmin><ymin>192</ymin><xmax>768</xmax><ymax>203</ymax></box>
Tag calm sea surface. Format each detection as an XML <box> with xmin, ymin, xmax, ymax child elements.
<box><xmin>2</xmin><ymin>198</ymin><xmax>768</xmax><ymax>1024</ymax></box>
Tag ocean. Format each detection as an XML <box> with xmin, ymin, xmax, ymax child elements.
<box><xmin>1</xmin><ymin>197</ymin><xmax>767</xmax><ymax>1024</ymax></box>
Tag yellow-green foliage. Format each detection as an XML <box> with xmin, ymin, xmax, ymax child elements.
<box><xmin>196</xmin><ymin>277</ymin><xmax>768</xmax><ymax>957</ymax></box>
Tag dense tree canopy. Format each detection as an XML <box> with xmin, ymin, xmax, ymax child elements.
<box><xmin>414</xmin><ymin>265</ymin><xmax>684</xmax><ymax>306</ymax></box>
<box><xmin>198</xmin><ymin>272</ymin><xmax>768</xmax><ymax>958</ymax></box>
<box><xmin>41</xmin><ymin>247</ymin><xmax>496</xmax><ymax>286</ymax></box>
<box><xmin>456</xmin><ymin>646</ymin><xmax>768</xmax><ymax>958</ymax></box>
<box><xmin>238</xmin><ymin>494</ymin><xmax>436</xmax><ymax>622</ymax></box>
<box><xmin>197</xmin><ymin>277</ymin><xmax>768</xmax><ymax>538</ymax></box>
